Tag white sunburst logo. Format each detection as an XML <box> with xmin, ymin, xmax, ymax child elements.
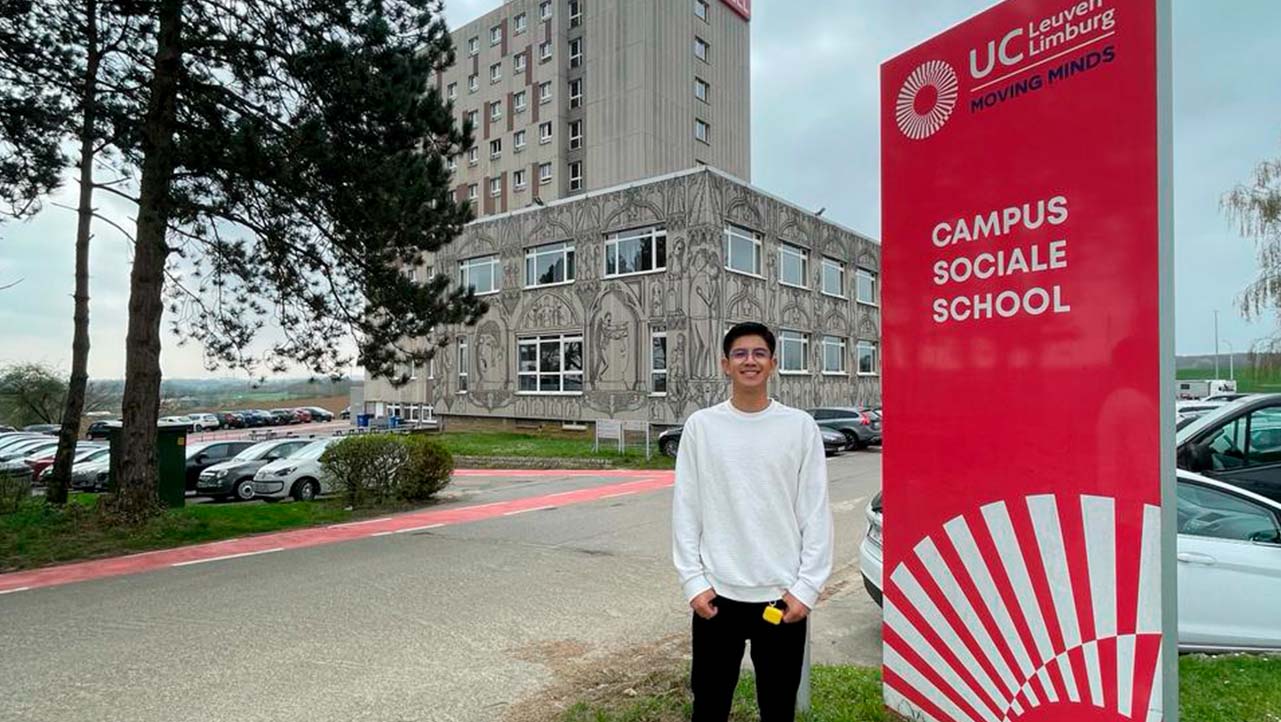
<box><xmin>896</xmin><ymin>60</ymin><xmax>960</xmax><ymax>140</ymax></box>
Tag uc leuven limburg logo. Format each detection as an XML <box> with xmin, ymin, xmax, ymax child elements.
<box><xmin>896</xmin><ymin>60</ymin><xmax>960</xmax><ymax>140</ymax></box>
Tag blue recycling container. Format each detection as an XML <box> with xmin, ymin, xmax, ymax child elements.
<box><xmin>356</xmin><ymin>414</ymin><xmax>371</xmax><ymax>428</ymax></box>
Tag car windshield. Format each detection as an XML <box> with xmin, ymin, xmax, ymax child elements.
<box><xmin>234</xmin><ymin>441</ymin><xmax>283</xmax><ymax>460</ymax></box>
<box><xmin>1176</xmin><ymin>395</ymin><xmax>1268</xmax><ymax>446</ymax></box>
<box><xmin>293</xmin><ymin>438</ymin><xmax>339</xmax><ymax>460</ymax></box>
<box><xmin>78</xmin><ymin>447</ymin><xmax>110</xmax><ymax>462</ymax></box>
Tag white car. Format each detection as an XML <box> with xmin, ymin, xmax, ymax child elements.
<box><xmin>859</xmin><ymin>471</ymin><xmax>1281</xmax><ymax>652</ymax></box>
<box><xmin>188</xmin><ymin>413</ymin><xmax>222</xmax><ymax>432</ymax></box>
<box><xmin>251</xmin><ymin>436</ymin><xmax>342</xmax><ymax>502</ymax></box>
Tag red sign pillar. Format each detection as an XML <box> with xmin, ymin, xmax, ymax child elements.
<box><xmin>880</xmin><ymin>1</ymin><xmax>1175</xmax><ymax>720</ymax></box>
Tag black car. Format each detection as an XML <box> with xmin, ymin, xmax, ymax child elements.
<box><xmin>194</xmin><ymin>438</ymin><xmax>313</xmax><ymax>500</ymax></box>
<box><xmin>240</xmin><ymin>410</ymin><xmax>272</xmax><ymax>427</ymax></box>
<box><xmin>1177</xmin><ymin>393</ymin><xmax>1281</xmax><ymax>504</ymax></box>
<box><xmin>269</xmin><ymin>409</ymin><xmax>296</xmax><ymax>425</ymax></box>
<box><xmin>86</xmin><ymin>420</ymin><xmax>118</xmax><ymax>440</ymax></box>
<box><xmin>302</xmin><ymin>406</ymin><xmax>335</xmax><ymax>422</ymax></box>
<box><xmin>658</xmin><ymin>423</ymin><xmax>847</xmax><ymax>458</ymax></box>
<box><xmin>806</xmin><ymin>407</ymin><xmax>882</xmax><ymax>450</ymax></box>
<box><xmin>184</xmin><ymin>440</ymin><xmax>256</xmax><ymax>491</ymax></box>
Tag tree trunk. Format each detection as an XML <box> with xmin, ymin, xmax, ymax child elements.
<box><xmin>112</xmin><ymin>0</ymin><xmax>182</xmax><ymax>522</ymax></box>
<box><xmin>48</xmin><ymin>0</ymin><xmax>100</xmax><ymax>507</ymax></box>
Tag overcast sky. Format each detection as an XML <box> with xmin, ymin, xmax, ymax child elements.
<box><xmin>0</xmin><ymin>0</ymin><xmax>1277</xmax><ymax>379</ymax></box>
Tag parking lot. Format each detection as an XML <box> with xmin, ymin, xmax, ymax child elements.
<box><xmin>0</xmin><ymin>450</ymin><xmax>884</xmax><ymax>722</ymax></box>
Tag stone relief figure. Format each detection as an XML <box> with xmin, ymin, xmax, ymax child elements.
<box><xmin>592</xmin><ymin>311</ymin><xmax>631</xmax><ymax>384</ymax></box>
<box><xmin>687</xmin><ymin>243</ymin><xmax>721</xmax><ymax>380</ymax></box>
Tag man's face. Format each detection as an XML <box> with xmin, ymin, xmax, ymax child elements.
<box><xmin>721</xmin><ymin>334</ymin><xmax>775</xmax><ymax>389</ymax></box>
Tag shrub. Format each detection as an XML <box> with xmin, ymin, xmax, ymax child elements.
<box><xmin>396</xmin><ymin>436</ymin><xmax>453</xmax><ymax>502</ymax></box>
<box><xmin>321</xmin><ymin>435</ymin><xmax>407</xmax><ymax>508</ymax></box>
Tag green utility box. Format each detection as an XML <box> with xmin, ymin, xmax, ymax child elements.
<box><xmin>105</xmin><ymin>421</ymin><xmax>190</xmax><ymax>508</ymax></box>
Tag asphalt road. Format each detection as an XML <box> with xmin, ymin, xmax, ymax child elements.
<box><xmin>0</xmin><ymin>451</ymin><xmax>883</xmax><ymax>722</ymax></box>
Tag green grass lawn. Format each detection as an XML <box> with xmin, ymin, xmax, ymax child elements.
<box><xmin>0</xmin><ymin>494</ymin><xmax>371</xmax><ymax>573</ymax></box>
<box><xmin>562</xmin><ymin>656</ymin><xmax>1281</xmax><ymax>722</ymax></box>
<box><xmin>435</xmin><ymin>431</ymin><xmax>674</xmax><ymax>470</ymax></box>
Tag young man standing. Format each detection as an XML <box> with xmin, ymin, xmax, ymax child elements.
<box><xmin>671</xmin><ymin>322</ymin><xmax>834</xmax><ymax>721</ymax></box>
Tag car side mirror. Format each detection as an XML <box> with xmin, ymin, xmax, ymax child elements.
<box><xmin>1249</xmin><ymin>530</ymin><xmax>1281</xmax><ymax>547</ymax></box>
<box><xmin>194</xmin><ymin>454</ymin><xmax>207</xmax><ymax>464</ymax></box>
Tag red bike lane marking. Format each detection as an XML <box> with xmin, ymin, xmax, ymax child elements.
<box><xmin>0</xmin><ymin>471</ymin><xmax>674</xmax><ymax>594</ymax></box>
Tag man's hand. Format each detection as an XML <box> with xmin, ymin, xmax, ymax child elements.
<box><xmin>690</xmin><ymin>589</ymin><xmax>718</xmax><ymax>620</ymax></box>
<box><xmin>782</xmin><ymin>592</ymin><xmax>810</xmax><ymax>623</ymax></box>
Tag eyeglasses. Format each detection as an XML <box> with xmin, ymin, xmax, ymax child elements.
<box><xmin>728</xmin><ymin>348</ymin><xmax>772</xmax><ymax>362</ymax></box>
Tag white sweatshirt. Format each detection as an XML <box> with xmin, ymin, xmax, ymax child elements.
<box><xmin>671</xmin><ymin>399</ymin><xmax>834</xmax><ymax>609</ymax></box>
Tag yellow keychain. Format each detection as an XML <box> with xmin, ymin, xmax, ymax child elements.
<box><xmin>762</xmin><ymin>601</ymin><xmax>784</xmax><ymax>625</ymax></box>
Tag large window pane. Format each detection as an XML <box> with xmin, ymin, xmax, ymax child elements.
<box><xmin>780</xmin><ymin>245</ymin><xmax>807</xmax><ymax>286</ymax></box>
<box><xmin>780</xmin><ymin>331</ymin><xmax>807</xmax><ymax>372</ymax></box>
<box><xmin>564</xmin><ymin>340</ymin><xmax>583</xmax><ymax>371</ymax></box>
<box><xmin>725</xmin><ymin>225</ymin><xmax>761</xmax><ymax>275</ymax></box>
<box><xmin>604</xmin><ymin>226</ymin><xmax>667</xmax><ymax>277</ymax></box>
<box><xmin>1247</xmin><ymin>407</ymin><xmax>1281</xmax><ymax>466</ymax></box>
<box><xmin>857</xmin><ymin>340</ymin><xmax>878</xmax><ymax>375</ymax></box>
<box><xmin>822</xmin><ymin>259</ymin><xmax>844</xmax><ymax>296</ymax></box>
<box><xmin>1177</xmin><ymin>482</ymin><xmax>1281</xmax><ymax>542</ymax></box>
<box><xmin>857</xmin><ymin>268</ymin><xmax>878</xmax><ymax>304</ymax></box>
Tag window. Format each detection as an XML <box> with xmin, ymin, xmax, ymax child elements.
<box><xmin>821</xmin><ymin>336</ymin><xmax>847</xmax><ymax>374</ymax></box>
<box><xmin>514</xmin><ymin>52</ymin><xmax>527</xmax><ymax>73</ymax></box>
<box><xmin>539</xmin><ymin>81</ymin><xmax>553</xmax><ymax>103</ymax></box>
<box><xmin>467</xmin><ymin>183</ymin><xmax>478</xmax><ymax>200</ymax></box>
<box><xmin>468</xmin><ymin>37</ymin><xmax>479</xmax><ymax>55</ymax></box>
<box><xmin>468</xmin><ymin>74</ymin><xmax>479</xmax><ymax>92</ymax></box>
<box><xmin>525</xmin><ymin>241</ymin><xmax>575</xmax><ymax>287</ymax></box>
<box><xmin>569</xmin><ymin>0</ymin><xmax>582</xmax><ymax>27</ymax></box>
<box><xmin>695</xmin><ymin>119</ymin><xmax>710</xmax><ymax>143</ymax></box>
<box><xmin>514</xmin><ymin>12</ymin><xmax>528</xmax><ymax>33</ymax></box>
<box><xmin>1177</xmin><ymin>482</ymin><xmax>1281</xmax><ymax>542</ymax></box>
<box><xmin>540</xmin><ymin>1</ymin><xmax>552</xmax><ymax>20</ymax></box>
<box><xmin>779</xmin><ymin>243</ymin><xmax>808</xmax><ymax>288</ymax></box>
<box><xmin>569</xmin><ymin>120</ymin><xmax>583</xmax><ymax>150</ymax></box>
<box><xmin>490</xmin><ymin>62</ymin><xmax>502</xmax><ymax>83</ymax></box>
<box><xmin>539</xmin><ymin>121</ymin><xmax>553</xmax><ymax>143</ymax></box>
<box><xmin>856</xmin><ymin>267</ymin><xmax>879</xmax><ymax>305</ymax></box>
<box><xmin>694</xmin><ymin>37</ymin><xmax>709</xmax><ymax>62</ymax></box>
<box><xmin>724</xmin><ymin>224</ymin><xmax>762</xmax><ymax>276</ymax></box>
<box><xmin>490</xmin><ymin>177</ymin><xmax>502</xmax><ymax>197</ymax></box>
<box><xmin>1203</xmin><ymin>407</ymin><xmax>1281</xmax><ymax>471</ymax></box>
<box><xmin>856</xmin><ymin>340</ymin><xmax>879</xmax><ymax>375</ymax></box>
<box><xmin>569</xmin><ymin>161</ymin><xmax>583</xmax><ymax>191</ymax></box>
<box><xmin>651</xmin><ymin>331</ymin><xmax>668</xmax><ymax>395</ymax></box>
<box><xmin>822</xmin><ymin>257</ymin><xmax>845</xmax><ymax>297</ymax></box>
<box><xmin>457</xmin><ymin>338</ymin><xmax>469</xmax><ymax>393</ymax></box>
<box><xmin>447</xmin><ymin>82</ymin><xmax>457</xmax><ymax>99</ymax></box>
<box><xmin>695</xmin><ymin>77</ymin><xmax>709</xmax><ymax>102</ymax></box>
<box><xmin>514</xmin><ymin>90</ymin><xmax>527</xmax><ymax>112</ymax></box>
<box><xmin>448</xmin><ymin>155</ymin><xmax>458</xmax><ymax>172</ymax></box>
<box><xmin>780</xmin><ymin>331</ymin><xmax>809</xmax><ymax>373</ymax></box>
<box><xmin>694</xmin><ymin>0</ymin><xmax>709</xmax><ymax>20</ymax></box>
<box><xmin>514</xmin><ymin>129</ymin><xmax>527</xmax><ymax>149</ymax></box>
<box><xmin>539</xmin><ymin>41</ymin><xmax>553</xmax><ymax>61</ymax></box>
<box><xmin>490</xmin><ymin>25</ymin><xmax>502</xmax><ymax>46</ymax></box>
<box><xmin>605</xmin><ymin>225</ymin><xmax>667</xmax><ymax>277</ymax></box>
<box><xmin>459</xmin><ymin>255</ymin><xmax>500</xmax><ymax>295</ymax></box>
<box><xmin>514</xmin><ymin>169</ymin><xmax>527</xmax><ymax>189</ymax></box>
<box><xmin>569</xmin><ymin>37</ymin><xmax>583</xmax><ymax>68</ymax></box>
<box><xmin>490</xmin><ymin>101</ymin><xmax>502</xmax><ymax>120</ymax></box>
<box><xmin>539</xmin><ymin>162</ymin><xmax>553</xmax><ymax>184</ymax></box>
<box><xmin>570</xmin><ymin>78</ymin><xmax>583</xmax><ymax>108</ymax></box>
<box><xmin>465</xmin><ymin>109</ymin><xmax>479</xmax><ymax>129</ymax></box>
<box><xmin>518</xmin><ymin>334</ymin><xmax>584</xmax><ymax>393</ymax></box>
<box><xmin>467</xmin><ymin>147</ymin><xmax>479</xmax><ymax>165</ymax></box>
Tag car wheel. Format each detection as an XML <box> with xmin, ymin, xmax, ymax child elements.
<box><xmin>292</xmin><ymin>478</ymin><xmax>319</xmax><ymax>502</ymax></box>
<box><xmin>234</xmin><ymin>479</ymin><xmax>255</xmax><ymax>502</ymax></box>
<box><xmin>842</xmin><ymin>430</ymin><xmax>862</xmax><ymax>451</ymax></box>
<box><xmin>661</xmin><ymin>438</ymin><xmax>679</xmax><ymax>458</ymax></box>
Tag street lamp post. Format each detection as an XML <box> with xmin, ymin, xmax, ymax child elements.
<box><xmin>1224</xmin><ymin>340</ymin><xmax>1235</xmax><ymax>382</ymax></box>
<box><xmin>1214</xmin><ymin>310</ymin><xmax>1220</xmax><ymax>379</ymax></box>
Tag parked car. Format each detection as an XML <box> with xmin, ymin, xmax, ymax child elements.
<box><xmin>0</xmin><ymin>433</ymin><xmax>44</xmax><ymax>452</ymax></box>
<box><xmin>22</xmin><ymin>423</ymin><xmax>60</xmax><ymax>434</ymax></box>
<box><xmin>85</xmin><ymin>420</ymin><xmax>117</xmax><ymax>440</ymax></box>
<box><xmin>0</xmin><ymin>424</ymin><xmax>15</xmax><ymax>433</ymax></box>
<box><xmin>269</xmin><ymin>409</ymin><xmax>296</xmax><ymax>426</ymax></box>
<box><xmin>339</xmin><ymin>406</ymin><xmax>350</xmax><ymax>420</ymax></box>
<box><xmin>0</xmin><ymin>437</ymin><xmax>60</xmax><ymax>462</ymax></box>
<box><xmin>237</xmin><ymin>410</ymin><xmax>269</xmax><ymax>427</ymax></box>
<box><xmin>217</xmin><ymin>411</ymin><xmax>246</xmax><ymax>429</ymax></box>
<box><xmin>69</xmin><ymin>458</ymin><xmax>112</xmax><ymax>492</ymax></box>
<box><xmin>196</xmin><ymin>438</ymin><xmax>314</xmax><ymax>501</ymax></box>
<box><xmin>26</xmin><ymin>444</ymin><xmax>108</xmax><ymax>481</ymax></box>
<box><xmin>1176</xmin><ymin>393</ymin><xmax>1281</xmax><ymax>504</ymax></box>
<box><xmin>290</xmin><ymin>408</ymin><xmax>313</xmax><ymax>424</ymax></box>
<box><xmin>657</xmin><ymin>424</ymin><xmax>846</xmax><ymax>458</ymax></box>
<box><xmin>189</xmin><ymin>413</ymin><xmax>222</xmax><ymax>432</ymax></box>
<box><xmin>806</xmin><ymin>407</ymin><xmax>882</xmax><ymax>450</ymax></box>
<box><xmin>302</xmin><ymin>406</ymin><xmax>334</xmax><ymax>422</ymax></box>
<box><xmin>252</xmin><ymin>436</ymin><xmax>343</xmax><ymax>502</ymax></box>
<box><xmin>184</xmin><ymin>440</ymin><xmax>256</xmax><ymax>491</ymax></box>
<box><xmin>858</xmin><ymin>470</ymin><xmax>1281</xmax><ymax>652</ymax></box>
<box><xmin>159</xmin><ymin>415</ymin><xmax>196</xmax><ymax>432</ymax></box>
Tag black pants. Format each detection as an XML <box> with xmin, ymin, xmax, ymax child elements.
<box><xmin>690</xmin><ymin>596</ymin><xmax>808</xmax><ymax>722</ymax></box>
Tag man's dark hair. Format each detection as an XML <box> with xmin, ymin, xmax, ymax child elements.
<box><xmin>722</xmin><ymin>322</ymin><xmax>776</xmax><ymax>358</ymax></box>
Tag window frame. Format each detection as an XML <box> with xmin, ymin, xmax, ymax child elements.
<box><xmin>569</xmin><ymin>120</ymin><xmax>583</xmax><ymax>150</ymax></box>
<box><xmin>513</xmin><ymin>168</ymin><xmax>528</xmax><ymax>189</ymax></box>
<box><xmin>540</xmin><ymin>0</ymin><xmax>553</xmax><ymax>20</ymax></box>
<box><xmin>778</xmin><ymin>242</ymin><xmax>809</xmax><ymax>289</ymax></box>
<box><xmin>489</xmin><ymin>138</ymin><xmax>502</xmax><ymax>159</ymax></box>
<box><xmin>468</xmin><ymin>37</ymin><xmax>479</xmax><ymax>55</ymax></box>
<box><xmin>517</xmin><ymin>334</ymin><xmax>585</xmax><ymax>395</ymax></box>
<box><xmin>514</xmin><ymin>52</ymin><xmax>527</xmax><ymax>73</ymax></box>
<box><xmin>604</xmin><ymin>225</ymin><xmax>668</xmax><ymax>279</ymax></box>
<box><xmin>856</xmin><ymin>267</ymin><xmax>879</xmax><ymax>306</ymax></box>
<box><xmin>459</xmin><ymin>254</ymin><xmax>501</xmax><ymax>296</ymax></box>
<box><xmin>490</xmin><ymin>25</ymin><xmax>502</xmax><ymax>46</ymax></box>
<box><xmin>538</xmin><ymin>162</ymin><xmax>553</xmax><ymax>184</ymax></box>
<box><xmin>694</xmin><ymin>77</ymin><xmax>709</xmax><ymax>103</ymax></box>
<box><xmin>569</xmin><ymin>37</ymin><xmax>583</xmax><ymax>68</ymax></box>
<box><xmin>514</xmin><ymin>90</ymin><xmax>528</xmax><ymax>112</ymax></box>
<box><xmin>457</xmin><ymin>338</ymin><xmax>469</xmax><ymax>393</ymax></box>
<box><xmin>569</xmin><ymin>78</ymin><xmax>583</xmax><ymax>108</ymax></box>
<box><xmin>490</xmin><ymin>62</ymin><xmax>502</xmax><ymax>84</ymax></box>
<box><xmin>489</xmin><ymin>176</ymin><xmax>502</xmax><ymax>197</ymax></box>
<box><xmin>569</xmin><ymin>161</ymin><xmax>584</xmax><ymax>191</ymax></box>
<box><xmin>650</xmin><ymin>331</ymin><xmax>668</xmax><ymax>396</ymax></box>
<box><xmin>539</xmin><ymin>122</ymin><xmax>553</xmax><ymax>144</ymax></box>
<box><xmin>856</xmin><ymin>340</ymin><xmax>879</xmax><ymax>376</ymax></box>
<box><xmin>447</xmin><ymin>82</ymin><xmax>457</xmax><ymax>99</ymax></box>
<box><xmin>695</xmin><ymin>118</ymin><xmax>710</xmax><ymax>144</ymax></box>
<box><xmin>694</xmin><ymin>0</ymin><xmax>709</xmax><ymax>21</ymax></box>
<box><xmin>569</xmin><ymin>0</ymin><xmax>582</xmax><ymax>27</ymax></box>
<box><xmin>514</xmin><ymin>129</ymin><xmax>528</xmax><ymax>149</ymax></box>
<box><xmin>694</xmin><ymin>36</ymin><xmax>709</xmax><ymax>62</ymax></box>
<box><xmin>723</xmin><ymin>224</ymin><xmax>763</xmax><ymax>278</ymax></box>
<box><xmin>539</xmin><ymin>41</ymin><xmax>553</xmax><ymax>61</ymax></box>
<box><xmin>821</xmin><ymin>257</ymin><xmax>845</xmax><ymax>298</ymax></box>
<box><xmin>779</xmin><ymin>330</ymin><xmax>810</xmax><ymax>375</ymax></box>
<box><xmin>524</xmin><ymin>240</ymin><xmax>576</xmax><ymax>288</ymax></box>
<box><xmin>466</xmin><ymin>183</ymin><xmax>478</xmax><ymax>201</ymax></box>
<box><xmin>821</xmin><ymin>335</ymin><xmax>847</xmax><ymax>375</ymax></box>
<box><xmin>514</xmin><ymin>12</ymin><xmax>528</xmax><ymax>33</ymax></box>
<box><xmin>539</xmin><ymin>81</ymin><xmax>553</xmax><ymax>103</ymax></box>
<box><xmin>468</xmin><ymin>74</ymin><xmax>479</xmax><ymax>92</ymax></box>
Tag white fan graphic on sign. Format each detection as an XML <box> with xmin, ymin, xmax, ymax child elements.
<box><xmin>884</xmin><ymin>494</ymin><xmax>1165</xmax><ymax>721</ymax></box>
<box><xmin>896</xmin><ymin>60</ymin><xmax>959</xmax><ymax>140</ymax></box>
